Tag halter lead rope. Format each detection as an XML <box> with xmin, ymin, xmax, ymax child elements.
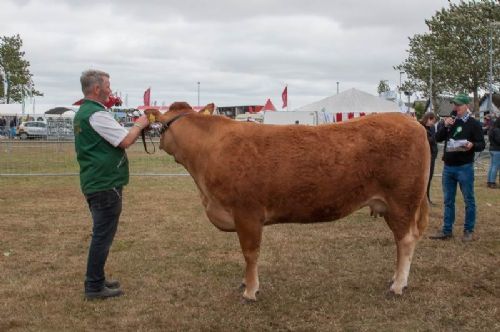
<box><xmin>141</xmin><ymin>113</ymin><xmax>190</xmax><ymax>154</ymax></box>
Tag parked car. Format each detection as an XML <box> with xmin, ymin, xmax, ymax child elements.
<box><xmin>17</xmin><ymin>121</ymin><xmax>48</xmax><ymax>140</ymax></box>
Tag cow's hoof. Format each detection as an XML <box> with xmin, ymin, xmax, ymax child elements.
<box><xmin>242</xmin><ymin>289</ymin><xmax>259</xmax><ymax>302</ymax></box>
<box><xmin>241</xmin><ymin>297</ymin><xmax>256</xmax><ymax>304</ymax></box>
<box><xmin>388</xmin><ymin>283</ymin><xmax>407</xmax><ymax>296</ymax></box>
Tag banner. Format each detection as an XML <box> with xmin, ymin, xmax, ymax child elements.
<box><xmin>143</xmin><ymin>87</ymin><xmax>151</xmax><ymax>106</ymax></box>
<box><xmin>282</xmin><ymin>86</ymin><xmax>288</xmax><ymax>108</ymax></box>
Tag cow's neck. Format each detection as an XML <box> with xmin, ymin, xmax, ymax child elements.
<box><xmin>163</xmin><ymin>115</ymin><xmax>212</xmax><ymax>174</ymax></box>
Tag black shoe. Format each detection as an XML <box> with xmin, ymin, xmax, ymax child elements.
<box><xmin>105</xmin><ymin>279</ymin><xmax>120</xmax><ymax>289</ymax></box>
<box><xmin>429</xmin><ymin>231</ymin><xmax>453</xmax><ymax>240</ymax></box>
<box><xmin>85</xmin><ymin>286</ymin><xmax>123</xmax><ymax>300</ymax></box>
<box><xmin>487</xmin><ymin>182</ymin><xmax>497</xmax><ymax>189</ymax></box>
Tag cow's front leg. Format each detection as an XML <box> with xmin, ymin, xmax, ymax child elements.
<box><xmin>235</xmin><ymin>214</ymin><xmax>263</xmax><ymax>301</ymax></box>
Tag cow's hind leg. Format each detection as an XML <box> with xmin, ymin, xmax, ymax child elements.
<box><xmin>234</xmin><ymin>213</ymin><xmax>263</xmax><ymax>301</ymax></box>
<box><xmin>390</xmin><ymin>230</ymin><xmax>418</xmax><ymax>294</ymax></box>
<box><xmin>384</xmin><ymin>208</ymin><xmax>419</xmax><ymax>295</ymax></box>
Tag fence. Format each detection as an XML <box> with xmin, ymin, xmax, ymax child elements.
<box><xmin>0</xmin><ymin>139</ymin><xmax>188</xmax><ymax>176</ymax></box>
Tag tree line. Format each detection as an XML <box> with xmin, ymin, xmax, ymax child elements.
<box><xmin>0</xmin><ymin>34</ymin><xmax>42</xmax><ymax>104</ymax></box>
<box><xmin>395</xmin><ymin>0</ymin><xmax>499</xmax><ymax>113</ymax></box>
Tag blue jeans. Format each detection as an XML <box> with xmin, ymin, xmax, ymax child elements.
<box><xmin>442</xmin><ymin>163</ymin><xmax>476</xmax><ymax>235</ymax></box>
<box><xmin>487</xmin><ymin>151</ymin><xmax>500</xmax><ymax>183</ymax></box>
<box><xmin>84</xmin><ymin>187</ymin><xmax>122</xmax><ymax>292</ymax></box>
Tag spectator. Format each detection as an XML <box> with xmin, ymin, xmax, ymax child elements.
<box><xmin>9</xmin><ymin>117</ymin><xmax>17</xmax><ymax>139</ymax></box>
<box><xmin>0</xmin><ymin>116</ymin><xmax>6</xmax><ymax>136</ymax></box>
<box><xmin>430</xmin><ymin>93</ymin><xmax>485</xmax><ymax>242</ymax></box>
<box><xmin>487</xmin><ymin>117</ymin><xmax>500</xmax><ymax>188</ymax></box>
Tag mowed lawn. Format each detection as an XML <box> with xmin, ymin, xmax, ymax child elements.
<box><xmin>0</xmin><ymin>154</ymin><xmax>499</xmax><ymax>331</ymax></box>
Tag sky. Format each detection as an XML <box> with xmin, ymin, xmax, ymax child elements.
<box><xmin>0</xmin><ymin>0</ymin><xmax>458</xmax><ymax>109</ymax></box>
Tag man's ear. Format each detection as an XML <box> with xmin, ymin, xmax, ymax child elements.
<box><xmin>200</xmin><ymin>103</ymin><xmax>215</xmax><ymax>115</ymax></box>
<box><xmin>144</xmin><ymin>109</ymin><xmax>162</xmax><ymax>123</ymax></box>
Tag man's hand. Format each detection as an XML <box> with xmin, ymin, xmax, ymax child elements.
<box><xmin>444</xmin><ymin>117</ymin><xmax>455</xmax><ymax>127</ymax></box>
<box><xmin>119</xmin><ymin>114</ymin><xmax>150</xmax><ymax>149</ymax></box>
<box><xmin>134</xmin><ymin>115</ymin><xmax>149</xmax><ymax>130</ymax></box>
<box><xmin>464</xmin><ymin>141</ymin><xmax>473</xmax><ymax>151</ymax></box>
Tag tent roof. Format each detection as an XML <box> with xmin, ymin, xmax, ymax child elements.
<box><xmin>296</xmin><ymin>88</ymin><xmax>400</xmax><ymax>113</ymax></box>
<box><xmin>262</xmin><ymin>99</ymin><xmax>276</xmax><ymax>111</ymax></box>
<box><xmin>45</xmin><ymin>107</ymin><xmax>74</xmax><ymax>115</ymax></box>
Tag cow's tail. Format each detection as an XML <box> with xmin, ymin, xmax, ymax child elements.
<box><xmin>415</xmin><ymin>197</ymin><xmax>429</xmax><ymax>238</ymax></box>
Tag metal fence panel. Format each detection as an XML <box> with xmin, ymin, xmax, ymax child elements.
<box><xmin>0</xmin><ymin>139</ymin><xmax>187</xmax><ymax>176</ymax></box>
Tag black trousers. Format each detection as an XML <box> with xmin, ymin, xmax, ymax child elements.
<box><xmin>427</xmin><ymin>155</ymin><xmax>437</xmax><ymax>200</ymax></box>
<box><xmin>84</xmin><ymin>187</ymin><xmax>122</xmax><ymax>292</ymax></box>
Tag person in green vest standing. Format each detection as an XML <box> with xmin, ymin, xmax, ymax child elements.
<box><xmin>74</xmin><ymin>69</ymin><xmax>149</xmax><ymax>300</ymax></box>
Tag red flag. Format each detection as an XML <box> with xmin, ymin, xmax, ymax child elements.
<box><xmin>282</xmin><ymin>86</ymin><xmax>288</xmax><ymax>108</ymax></box>
<box><xmin>143</xmin><ymin>88</ymin><xmax>151</xmax><ymax>106</ymax></box>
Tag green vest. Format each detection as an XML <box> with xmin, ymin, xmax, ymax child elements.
<box><xmin>74</xmin><ymin>100</ymin><xmax>129</xmax><ymax>194</ymax></box>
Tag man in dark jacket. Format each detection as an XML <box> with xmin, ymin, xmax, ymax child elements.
<box><xmin>430</xmin><ymin>93</ymin><xmax>485</xmax><ymax>242</ymax></box>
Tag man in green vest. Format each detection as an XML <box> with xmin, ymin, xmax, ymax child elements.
<box><xmin>74</xmin><ymin>69</ymin><xmax>149</xmax><ymax>300</ymax></box>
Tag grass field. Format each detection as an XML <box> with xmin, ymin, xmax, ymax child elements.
<box><xmin>0</xmin><ymin>146</ymin><xmax>499</xmax><ymax>331</ymax></box>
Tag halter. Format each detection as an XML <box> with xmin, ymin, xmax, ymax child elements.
<box><xmin>141</xmin><ymin>112</ymin><xmax>190</xmax><ymax>154</ymax></box>
<box><xmin>159</xmin><ymin>113</ymin><xmax>190</xmax><ymax>135</ymax></box>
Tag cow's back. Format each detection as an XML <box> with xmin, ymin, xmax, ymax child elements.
<box><xmin>201</xmin><ymin>113</ymin><xmax>429</xmax><ymax>224</ymax></box>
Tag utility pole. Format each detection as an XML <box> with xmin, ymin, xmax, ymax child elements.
<box><xmin>487</xmin><ymin>22</ymin><xmax>500</xmax><ymax>115</ymax></box>
<box><xmin>427</xmin><ymin>51</ymin><xmax>433</xmax><ymax>113</ymax></box>
<box><xmin>336</xmin><ymin>82</ymin><xmax>339</xmax><ymax>95</ymax></box>
<box><xmin>399</xmin><ymin>71</ymin><xmax>404</xmax><ymax>107</ymax></box>
<box><xmin>197</xmin><ymin>81</ymin><xmax>200</xmax><ymax>107</ymax></box>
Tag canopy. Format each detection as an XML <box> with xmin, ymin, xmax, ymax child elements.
<box><xmin>45</xmin><ymin>107</ymin><xmax>73</xmax><ymax>115</ymax></box>
<box><xmin>262</xmin><ymin>99</ymin><xmax>276</xmax><ymax>111</ymax></box>
<box><xmin>296</xmin><ymin>88</ymin><xmax>400</xmax><ymax>113</ymax></box>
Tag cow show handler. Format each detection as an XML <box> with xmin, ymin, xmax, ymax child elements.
<box><xmin>74</xmin><ymin>69</ymin><xmax>148</xmax><ymax>300</ymax></box>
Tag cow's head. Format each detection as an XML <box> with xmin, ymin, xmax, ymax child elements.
<box><xmin>144</xmin><ymin>102</ymin><xmax>215</xmax><ymax>124</ymax></box>
<box><xmin>144</xmin><ymin>102</ymin><xmax>215</xmax><ymax>153</ymax></box>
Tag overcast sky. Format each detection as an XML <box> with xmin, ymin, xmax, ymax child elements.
<box><xmin>1</xmin><ymin>0</ymin><xmax>457</xmax><ymax>109</ymax></box>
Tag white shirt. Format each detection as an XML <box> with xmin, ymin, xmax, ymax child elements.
<box><xmin>89</xmin><ymin>111</ymin><xmax>128</xmax><ymax>147</ymax></box>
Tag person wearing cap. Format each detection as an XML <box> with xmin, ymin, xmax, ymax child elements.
<box><xmin>74</xmin><ymin>69</ymin><xmax>149</xmax><ymax>300</ymax></box>
<box><xmin>430</xmin><ymin>93</ymin><xmax>485</xmax><ymax>242</ymax></box>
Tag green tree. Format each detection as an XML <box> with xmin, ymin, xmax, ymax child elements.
<box><xmin>395</xmin><ymin>0</ymin><xmax>500</xmax><ymax>113</ymax></box>
<box><xmin>377</xmin><ymin>80</ymin><xmax>390</xmax><ymax>95</ymax></box>
<box><xmin>0</xmin><ymin>34</ymin><xmax>42</xmax><ymax>103</ymax></box>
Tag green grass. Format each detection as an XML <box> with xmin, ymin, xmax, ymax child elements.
<box><xmin>0</xmin><ymin>149</ymin><xmax>499</xmax><ymax>331</ymax></box>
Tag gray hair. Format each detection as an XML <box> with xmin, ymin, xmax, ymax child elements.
<box><xmin>80</xmin><ymin>69</ymin><xmax>109</xmax><ymax>95</ymax></box>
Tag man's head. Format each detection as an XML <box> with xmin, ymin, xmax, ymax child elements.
<box><xmin>451</xmin><ymin>93</ymin><xmax>471</xmax><ymax>117</ymax></box>
<box><xmin>80</xmin><ymin>70</ymin><xmax>111</xmax><ymax>105</ymax></box>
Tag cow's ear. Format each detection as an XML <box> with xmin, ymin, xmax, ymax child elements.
<box><xmin>200</xmin><ymin>103</ymin><xmax>215</xmax><ymax>115</ymax></box>
<box><xmin>144</xmin><ymin>109</ymin><xmax>162</xmax><ymax>123</ymax></box>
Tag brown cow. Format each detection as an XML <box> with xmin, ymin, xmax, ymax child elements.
<box><xmin>145</xmin><ymin>102</ymin><xmax>429</xmax><ymax>301</ymax></box>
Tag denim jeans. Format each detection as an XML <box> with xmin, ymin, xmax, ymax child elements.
<box><xmin>84</xmin><ymin>187</ymin><xmax>122</xmax><ymax>292</ymax></box>
<box><xmin>442</xmin><ymin>163</ymin><xmax>475</xmax><ymax>235</ymax></box>
<box><xmin>487</xmin><ymin>151</ymin><xmax>500</xmax><ymax>183</ymax></box>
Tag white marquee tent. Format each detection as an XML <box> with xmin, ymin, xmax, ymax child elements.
<box><xmin>295</xmin><ymin>88</ymin><xmax>400</xmax><ymax>122</ymax></box>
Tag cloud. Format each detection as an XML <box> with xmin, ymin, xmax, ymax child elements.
<box><xmin>0</xmin><ymin>0</ymin><xmax>455</xmax><ymax>108</ymax></box>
